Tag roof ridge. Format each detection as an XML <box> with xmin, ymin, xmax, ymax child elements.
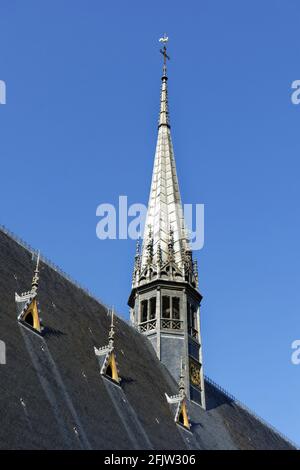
<box><xmin>204</xmin><ymin>375</ymin><xmax>299</xmax><ymax>449</ymax></box>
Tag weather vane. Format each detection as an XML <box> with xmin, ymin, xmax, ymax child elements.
<box><xmin>159</xmin><ymin>33</ymin><xmax>170</xmax><ymax>74</ymax></box>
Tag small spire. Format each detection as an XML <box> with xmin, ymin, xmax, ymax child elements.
<box><xmin>134</xmin><ymin>239</ymin><xmax>141</xmax><ymax>271</ymax></box>
<box><xmin>179</xmin><ymin>357</ymin><xmax>186</xmax><ymax>398</ymax></box>
<box><xmin>108</xmin><ymin>308</ymin><xmax>115</xmax><ymax>350</ymax></box>
<box><xmin>146</xmin><ymin>226</ymin><xmax>154</xmax><ymax>265</ymax></box>
<box><xmin>157</xmin><ymin>242</ymin><xmax>163</xmax><ymax>268</ymax></box>
<box><xmin>168</xmin><ymin>226</ymin><xmax>175</xmax><ymax>262</ymax></box>
<box><xmin>31</xmin><ymin>251</ymin><xmax>40</xmax><ymax>294</ymax></box>
<box><xmin>158</xmin><ymin>33</ymin><xmax>170</xmax><ymax>128</ymax></box>
<box><xmin>193</xmin><ymin>259</ymin><xmax>199</xmax><ymax>287</ymax></box>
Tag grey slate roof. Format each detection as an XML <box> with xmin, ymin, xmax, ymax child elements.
<box><xmin>0</xmin><ymin>228</ymin><xmax>296</xmax><ymax>450</ymax></box>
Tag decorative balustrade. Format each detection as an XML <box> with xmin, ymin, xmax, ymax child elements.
<box><xmin>139</xmin><ymin>318</ymin><xmax>184</xmax><ymax>332</ymax></box>
<box><xmin>161</xmin><ymin>318</ymin><xmax>183</xmax><ymax>331</ymax></box>
<box><xmin>139</xmin><ymin>319</ymin><xmax>157</xmax><ymax>332</ymax></box>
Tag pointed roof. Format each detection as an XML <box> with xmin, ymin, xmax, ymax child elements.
<box><xmin>140</xmin><ymin>40</ymin><xmax>189</xmax><ymax>270</ymax></box>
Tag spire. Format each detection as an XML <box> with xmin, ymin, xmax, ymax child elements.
<box><xmin>178</xmin><ymin>357</ymin><xmax>186</xmax><ymax>399</ymax></box>
<box><xmin>128</xmin><ymin>37</ymin><xmax>205</xmax><ymax>408</ymax></box>
<box><xmin>159</xmin><ymin>33</ymin><xmax>170</xmax><ymax>128</ymax></box>
<box><xmin>108</xmin><ymin>308</ymin><xmax>115</xmax><ymax>350</ymax></box>
<box><xmin>31</xmin><ymin>251</ymin><xmax>40</xmax><ymax>294</ymax></box>
<box><xmin>140</xmin><ymin>35</ymin><xmax>190</xmax><ymax>272</ymax></box>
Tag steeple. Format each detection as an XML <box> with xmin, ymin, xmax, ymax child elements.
<box><xmin>138</xmin><ymin>35</ymin><xmax>190</xmax><ymax>274</ymax></box>
<box><xmin>128</xmin><ymin>36</ymin><xmax>205</xmax><ymax>408</ymax></box>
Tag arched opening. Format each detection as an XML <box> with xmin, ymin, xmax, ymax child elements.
<box><xmin>106</xmin><ymin>364</ymin><xmax>112</xmax><ymax>378</ymax></box>
<box><xmin>177</xmin><ymin>401</ymin><xmax>190</xmax><ymax>429</ymax></box>
<box><xmin>102</xmin><ymin>352</ymin><xmax>120</xmax><ymax>384</ymax></box>
<box><xmin>24</xmin><ymin>311</ymin><xmax>34</xmax><ymax>327</ymax></box>
<box><xmin>20</xmin><ymin>299</ymin><xmax>41</xmax><ymax>333</ymax></box>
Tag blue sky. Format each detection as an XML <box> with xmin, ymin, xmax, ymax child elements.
<box><xmin>0</xmin><ymin>0</ymin><xmax>299</xmax><ymax>445</ymax></box>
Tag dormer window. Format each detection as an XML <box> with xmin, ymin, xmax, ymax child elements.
<box><xmin>17</xmin><ymin>296</ymin><xmax>42</xmax><ymax>334</ymax></box>
<box><xmin>94</xmin><ymin>309</ymin><xmax>121</xmax><ymax>385</ymax></box>
<box><xmin>101</xmin><ymin>352</ymin><xmax>120</xmax><ymax>383</ymax></box>
<box><xmin>15</xmin><ymin>253</ymin><xmax>42</xmax><ymax>335</ymax></box>
<box><xmin>177</xmin><ymin>400</ymin><xmax>190</xmax><ymax>430</ymax></box>
<box><xmin>23</xmin><ymin>299</ymin><xmax>41</xmax><ymax>331</ymax></box>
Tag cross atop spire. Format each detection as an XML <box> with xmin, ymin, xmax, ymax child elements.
<box><xmin>159</xmin><ymin>33</ymin><xmax>170</xmax><ymax>77</ymax></box>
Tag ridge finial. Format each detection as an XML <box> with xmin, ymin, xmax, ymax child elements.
<box><xmin>108</xmin><ymin>307</ymin><xmax>115</xmax><ymax>350</ymax></box>
<box><xmin>31</xmin><ymin>251</ymin><xmax>40</xmax><ymax>294</ymax></box>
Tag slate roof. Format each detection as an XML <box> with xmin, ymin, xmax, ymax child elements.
<box><xmin>0</xmin><ymin>227</ymin><xmax>296</xmax><ymax>450</ymax></box>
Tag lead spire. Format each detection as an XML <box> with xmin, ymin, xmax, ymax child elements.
<box><xmin>139</xmin><ymin>35</ymin><xmax>189</xmax><ymax>272</ymax></box>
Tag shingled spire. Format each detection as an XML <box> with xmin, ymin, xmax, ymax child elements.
<box><xmin>128</xmin><ymin>36</ymin><xmax>205</xmax><ymax>408</ymax></box>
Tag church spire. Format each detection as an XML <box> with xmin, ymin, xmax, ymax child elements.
<box><xmin>128</xmin><ymin>36</ymin><xmax>205</xmax><ymax>408</ymax></box>
<box><xmin>138</xmin><ymin>35</ymin><xmax>192</xmax><ymax>275</ymax></box>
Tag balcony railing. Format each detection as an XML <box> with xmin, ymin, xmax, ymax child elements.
<box><xmin>138</xmin><ymin>318</ymin><xmax>184</xmax><ymax>332</ymax></box>
<box><xmin>161</xmin><ymin>319</ymin><xmax>183</xmax><ymax>331</ymax></box>
<box><xmin>139</xmin><ymin>319</ymin><xmax>157</xmax><ymax>333</ymax></box>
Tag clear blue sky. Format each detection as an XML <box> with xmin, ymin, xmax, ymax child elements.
<box><xmin>0</xmin><ymin>0</ymin><xmax>299</xmax><ymax>445</ymax></box>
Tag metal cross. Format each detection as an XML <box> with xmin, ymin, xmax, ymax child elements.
<box><xmin>159</xmin><ymin>33</ymin><xmax>170</xmax><ymax>73</ymax></box>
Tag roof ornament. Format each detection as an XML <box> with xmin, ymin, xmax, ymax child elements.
<box><xmin>146</xmin><ymin>225</ymin><xmax>154</xmax><ymax>265</ymax></box>
<box><xmin>94</xmin><ymin>307</ymin><xmax>121</xmax><ymax>384</ymax></box>
<box><xmin>178</xmin><ymin>357</ymin><xmax>186</xmax><ymax>399</ymax></box>
<box><xmin>15</xmin><ymin>251</ymin><xmax>43</xmax><ymax>334</ymax></box>
<box><xmin>108</xmin><ymin>307</ymin><xmax>115</xmax><ymax>351</ymax></box>
<box><xmin>193</xmin><ymin>259</ymin><xmax>199</xmax><ymax>288</ymax></box>
<box><xmin>159</xmin><ymin>33</ymin><xmax>170</xmax><ymax>77</ymax></box>
<box><xmin>168</xmin><ymin>226</ymin><xmax>175</xmax><ymax>262</ymax></box>
<box><xmin>132</xmin><ymin>239</ymin><xmax>141</xmax><ymax>285</ymax></box>
<box><xmin>157</xmin><ymin>242</ymin><xmax>163</xmax><ymax>269</ymax></box>
<box><xmin>31</xmin><ymin>251</ymin><xmax>40</xmax><ymax>294</ymax></box>
<box><xmin>165</xmin><ymin>357</ymin><xmax>191</xmax><ymax>430</ymax></box>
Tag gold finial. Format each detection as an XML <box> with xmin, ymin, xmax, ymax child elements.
<box><xmin>159</xmin><ymin>33</ymin><xmax>170</xmax><ymax>76</ymax></box>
